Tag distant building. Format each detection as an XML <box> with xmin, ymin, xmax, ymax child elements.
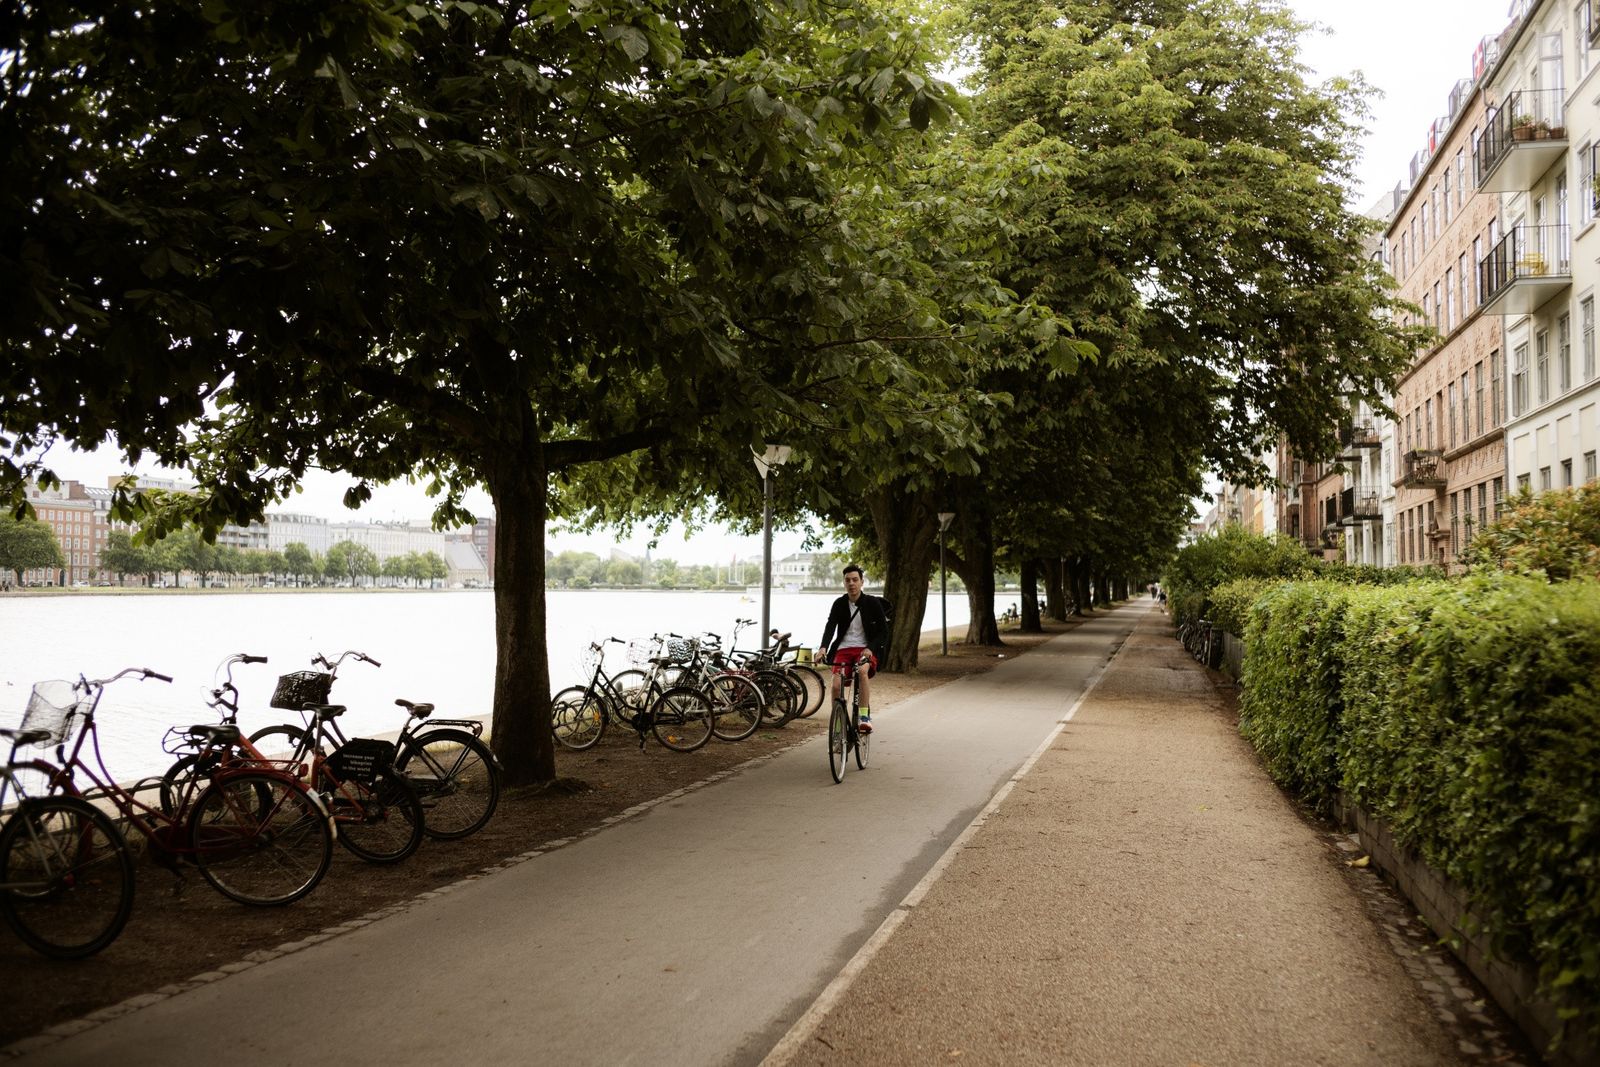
<box><xmin>19</xmin><ymin>480</ymin><xmax>112</xmax><ymax>585</ymax></box>
<box><xmin>443</xmin><ymin>541</ymin><xmax>489</xmax><ymax>587</ymax></box>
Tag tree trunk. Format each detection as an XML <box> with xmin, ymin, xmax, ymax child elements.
<box><xmin>1019</xmin><ymin>559</ymin><xmax>1042</xmax><ymax>632</ymax></box>
<box><xmin>866</xmin><ymin>480</ymin><xmax>940</xmax><ymax>673</ymax></box>
<box><xmin>486</xmin><ymin>444</ymin><xmax>556</xmax><ymax>787</ymax></box>
<box><xmin>1067</xmin><ymin>556</ymin><xmax>1090</xmax><ymax>615</ymax></box>
<box><xmin>1043</xmin><ymin>558</ymin><xmax>1065</xmax><ymax>620</ymax></box>
<box><xmin>1094</xmin><ymin>570</ymin><xmax>1111</xmax><ymax>607</ymax></box>
<box><xmin>954</xmin><ymin>511</ymin><xmax>1001</xmax><ymax>647</ymax></box>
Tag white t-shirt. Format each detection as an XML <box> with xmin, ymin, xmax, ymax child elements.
<box><xmin>841</xmin><ymin>599</ymin><xmax>868</xmax><ymax>649</ymax></box>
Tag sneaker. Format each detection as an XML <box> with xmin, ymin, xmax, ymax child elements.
<box><xmin>857</xmin><ymin>720</ymin><xmax>873</xmax><ymax>735</ymax></box>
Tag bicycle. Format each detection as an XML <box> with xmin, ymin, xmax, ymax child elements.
<box><xmin>0</xmin><ymin>715</ymin><xmax>134</xmax><ymax>958</ymax></box>
<box><xmin>659</xmin><ymin>630</ymin><xmax>767</xmax><ymax>741</ymax></box>
<box><xmin>246</xmin><ymin>652</ymin><xmax>426</xmax><ymax>865</ymax></box>
<box><xmin>553</xmin><ymin>639</ymin><xmax>715</xmax><ymax>752</ymax></box>
<box><xmin>5</xmin><ymin>668</ymin><xmax>334</xmax><ymax>913</ymax></box>
<box><xmin>823</xmin><ymin>655</ymin><xmax>869</xmax><ymax>783</ymax></box>
<box><xmin>389</xmin><ymin>697</ymin><xmax>501</xmax><ymax>839</ymax></box>
<box><xmin>765</xmin><ymin>629</ymin><xmax>827</xmax><ymax>719</ymax></box>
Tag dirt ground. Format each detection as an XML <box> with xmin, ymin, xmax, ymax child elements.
<box><xmin>0</xmin><ymin>623</ymin><xmax>1073</xmax><ymax>1046</ymax></box>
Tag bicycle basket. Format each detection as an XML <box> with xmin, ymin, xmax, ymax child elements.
<box><xmin>326</xmin><ymin>738</ymin><xmax>396</xmax><ymax>785</ymax></box>
<box><xmin>665</xmin><ymin>637</ymin><xmax>696</xmax><ymax>663</ymax></box>
<box><xmin>18</xmin><ymin>680</ymin><xmax>82</xmax><ymax>747</ymax></box>
<box><xmin>270</xmin><ymin>670</ymin><xmax>334</xmax><ymax>710</ymax></box>
<box><xmin>625</xmin><ymin>641</ymin><xmax>653</xmax><ymax>667</ymax></box>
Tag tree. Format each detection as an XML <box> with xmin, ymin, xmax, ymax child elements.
<box><xmin>282</xmin><ymin>542</ymin><xmax>314</xmax><ymax>588</ymax></box>
<box><xmin>382</xmin><ymin>554</ymin><xmax>412</xmax><ymax>587</ymax></box>
<box><xmin>325</xmin><ymin>541</ymin><xmax>379</xmax><ymax>588</ymax></box>
<box><xmin>101</xmin><ymin>529</ymin><xmax>156</xmax><ymax>586</ymax></box>
<box><xmin>422</xmin><ymin>551</ymin><xmax>448</xmax><ymax>588</ymax></box>
<box><xmin>0</xmin><ymin>513</ymin><xmax>64</xmax><ymax>586</ymax></box>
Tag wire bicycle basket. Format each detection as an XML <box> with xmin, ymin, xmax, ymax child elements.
<box><xmin>18</xmin><ymin>680</ymin><xmax>83</xmax><ymax>747</ymax></box>
<box><xmin>270</xmin><ymin>670</ymin><xmax>334</xmax><ymax>711</ymax></box>
<box><xmin>665</xmin><ymin>637</ymin><xmax>697</xmax><ymax>664</ymax></box>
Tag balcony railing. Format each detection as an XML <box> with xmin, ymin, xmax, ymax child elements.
<box><xmin>1353</xmin><ymin>493</ymin><xmax>1381</xmax><ymax>521</ymax></box>
<box><xmin>1478</xmin><ymin>224</ymin><xmax>1571</xmax><ymax>316</ymax></box>
<box><xmin>1336</xmin><ymin>421</ymin><xmax>1381</xmax><ymax>460</ymax></box>
<box><xmin>1398</xmin><ymin>448</ymin><xmax>1446</xmax><ymax>489</ymax></box>
<box><xmin>1590</xmin><ymin>0</ymin><xmax>1600</xmax><ymax>47</ymax></box>
<box><xmin>1477</xmin><ymin>88</ymin><xmax>1568</xmax><ymax>193</ymax></box>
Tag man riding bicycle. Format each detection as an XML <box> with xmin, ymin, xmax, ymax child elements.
<box><xmin>818</xmin><ymin>563</ymin><xmax>891</xmax><ymax>734</ymax></box>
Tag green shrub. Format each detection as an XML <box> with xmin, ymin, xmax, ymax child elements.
<box><xmin>1162</xmin><ymin>527</ymin><xmax>1315</xmax><ymax>626</ymax></box>
<box><xmin>1238</xmin><ymin>581</ymin><xmax>1357</xmax><ymax>810</ymax></box>
<box><xmin>1207</xmin><ymin>576</ymin><xmax>1280</xmax><ymax>636</ymax></box>
<box><xmin>1465</xmin><ymin>485</ymin><xmax>1600</xmax><ymax>581</ymax></box>
<box><xmin>1244</xmin><ymin>573</ymin><xmax>1600</xmax><ymax>1040</ymax></box>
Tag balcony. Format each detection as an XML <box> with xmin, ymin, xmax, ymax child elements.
<box><xmin>1398</xmin><ymin>449</ymin><xmax>1446</xmax><ymax>490</ymax></box>
<box><xmin>1476</xmin><ymin>89</ymin><xmax>1568</xmax><ymax>193</ymax></box>
<box><xmin>1478</xmin><ymin>224</ymin><xmax>1571</xmax><ymax>316</ymax></box>
<box><xmin>1426</xmin><ymin>520</ymin><xmax>1451</xmax><ymax>543</ymax></box>
<box><xmin>1352</xmin><ymin>492</ymin><xmax>1381</xmax><ymax>521</ymax></box>
<box><xmin>1336</xmin><ymin>421</ymin><xmax>1381</xmax><ymax>461</ymax></box>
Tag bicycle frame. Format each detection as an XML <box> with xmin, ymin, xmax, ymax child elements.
<box><xmin>23</xmin><ymin>670</ymin><xmax>320</xmax><ymax>861</ymax></box>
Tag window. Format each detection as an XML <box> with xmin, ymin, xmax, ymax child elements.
<box><xmin>1457</xmin><ymin>149</ymin><xmax>1467</xmax><ymax>209</ymax></box>
<box><xmin>1435</xmin><ymin>282</ymin><xmax>1443</xmax><ymax>330</ymax></box>
<box><xmin>1450</xmin><ymin>493</ymin><xmax>1460</xmax><ymax>556</ymax></box>
<box><xmin>1432</xmin><ymin>185</ymin><xmax>1440</xmax><ymax>238</ymax></box>
<box><xmin>1481</xmin><ymin>484</ymin><xmax>1490</xmax><ymax>527</ymax></box>
<box><xmin>1582</xmin><ymin>2</ymin><xmax>1595</xmax><ymax>77</ymax></box>
<box><xmin>1474</xmin><ymin>361</ymin><xmax>1485</xmax><ymax>435</ymax></box>
<box><xmin>1420</xmin><ymin>204</ymin><xmax>1429</xmax><ymax>249</ymax></box>
<box><xmin>1512</xmin><ymin>343</ymin><xmax>1528</xmax><ymax>416</ymax></box>
<box><xmin>1540</xmin><ymin>466</ymin><xmax>1552</xmax><ymax>491</ymax></box>
<box><xmin>1537</xmin><ymin>330</ymin><xmax>1550</xmax><ymax>405</ymax></box>
<box><xmin>1585</xmin><ymin>451</ymin><xmax>1598</xmax><ymax>483</ymax></box>
<box><xmin>1443</xmin><ymin>171</ymin><xmax>1452</xmax><ymax>226</ymax></box>
<box><xmin>1459</xmin><ymin>253</ymin><xmax>1469</xmax><ymax>315</ymax></box>
<box><xmin>1493</xmin><ymin>477</ymin><xmax>1504</xmax><ymax>518</ymax></box>
<box><xmin>1425</xmin><ymin>397</ymin><xmax>1435</xmax><ymax>447</ymax></box>
<box><xmin>1559</xmin><ymin>313</ymin><xmax>1572</xmax><ymax>393</ymax></box>
<box><xmin>1447</xmin><ymin>382</ymin><xmax>1457</xmax><ymax>447</ymax></box>
<box><xmin>1460</xmin><ymin>372</ymin><xmax>1470</xmax><ymax>443</ymax></box>
<box><xmin>1585</xmin><ymin>143</ymin><xmax>1597</xmax><ymax>225</ymax></box>
<box><xmin>1423</xmin><ymin>293</ymin><xmax>1432</xmax><ymax>330</ymax></box>
<box><xmin>1519</xmin><ymin>472</ymin><xmax>1532</xmax><ymax>492</ymax></box>
<box><xmin>1562</xmin><ymin>459</ymin><xmax>1574</xmax><ymax>487</ymax></box>
<box><xmin>1399</xmin><ymin>233</ymin><xmax>1408</xmax><ymax>279</ymax></box>
<box><xmin>1473</xmin><ymin>236</ymin><xmax>1484</xmax><ymax>304</ymax></box>
<box><xmin>1586</xmin><ymin>297</ymin><xmax>1597</xmax><ymax>382</ymax></box>
<box><xmin>1445</xmin><ymin>268</ymin><xmax>1455</xmax><ymax>331</ymax></box>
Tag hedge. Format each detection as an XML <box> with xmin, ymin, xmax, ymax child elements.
<box><xmin>1240</xmin><ymin>574</ymin><xmax>1600</xmax><ymax>1042</ymax></box>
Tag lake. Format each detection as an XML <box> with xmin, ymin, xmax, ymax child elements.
<box><xmin>0</xmin><ymin>588</ymin><xmax>998</xmax><ymax>781</ymax></box>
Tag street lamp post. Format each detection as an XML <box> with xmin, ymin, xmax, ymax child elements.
<box><xmin>937</xmin><ymin>511</ymin><xmax>955</xmax><ymax>655</ymax></box>
<box><xmin>754</xmin><ymin>444</ymin><xmax>793</xmax><ymax>644</ymax></box>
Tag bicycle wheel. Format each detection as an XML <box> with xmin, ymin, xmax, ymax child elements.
<box><xmin>329</xmin><ymin>769</ymin><xmax>424</xmax><ymax>865</ymax></box>
<box><xmin>247</xmin><ymin>724</ymin><xmax>312</xmax><ymax>761</ymax></box>
<box><xmin>159</xmin><ymin>750</ymin><xmax>237</xmax><ymax>818</ymax></box>
<box><xmin>706</xmin><ymin>674</ymin><xmax>763</xmax><ymax>741</ymax></box>
<box><xmin>853</xmin><ymin>701</ymin><xmax>869</xmax><ymax>770</ymax></box>
<box><xmin>607</xmin><ymin>670</ymin><xmax>657</xmax><ymax>730</ymax></box>
<box><xmin>0</xmin><ymin>796</ymin><xmax>135</xmax><ymax>959</ymax></box>
<box><xmin>790</xmin><ymin>664</ymin><xmax>827</xmax><ymax>718</ymax></box>
<box><xmin>751</xmin><ymin>669</ymin><xmax>797</xmax><ymax>727</ymax></box>
<box><xmin>189</xmin><ymin>772</ymin><xmax>333</xmax><ymax>906</ymax></box>
<box><xmin>551</xmin><ymin>686</ymin><xmax>606</xmax><ymax>750</ymax></box>
<box><xmin>828</xmin><ymin>699</ymin><xmax>849</xmax><ymax>783</ymax></box>
<box><xmin>394</xmin><ymin>729</ymin><xmax>500</xmax><ymax>840</ymax></box>
<box><xmin>649</xmin><ymin>686</ymin><xmax>714</xmax><ymax>752</ymax></box>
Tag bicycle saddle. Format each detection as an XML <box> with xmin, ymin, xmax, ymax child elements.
<box><xmin>310</xmin><ymin>704</ymin><xmax>347</xmax><ymax>721</ymax></box>
<box><xmin>0</xmin><ymin>726</ymin><xmax>52</xmax><ymax>746</ymax></box>
<box><xmin>184</xmin><ymin>723</ymin><xmax>241</xmax><ymax>746</ymax></box>
<box><xmin>395</xmin><ymin>698</ymin><xmax>434</xmax><ymax>718</ymax></box>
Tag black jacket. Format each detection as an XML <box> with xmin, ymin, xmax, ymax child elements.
<box><xmin>820</xmin><ymin>593</ymin><xmax>891</xmax><ymax>662</ymax></box>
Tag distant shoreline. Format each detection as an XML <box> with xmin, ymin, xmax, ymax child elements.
<box><xmin>0</xmin><ymin>585</ymin><xmax>874</xmax><ymax>598</ymax></box>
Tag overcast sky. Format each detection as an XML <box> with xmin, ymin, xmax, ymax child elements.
<box><xmin>42</xmin><ymin>0</ymin><xmax>1526</xmax><ymax>560</ymax></box>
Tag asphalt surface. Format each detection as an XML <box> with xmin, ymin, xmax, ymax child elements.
<box><xmin>13</xmin><ymin>600</ymin><xmax>1471</xmax><ymax>1066</ymax></box>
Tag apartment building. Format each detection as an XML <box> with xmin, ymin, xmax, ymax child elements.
<box><xmin>1477</xmin><ymin>0</ymin><xmax>1600</xmax><ymax>502</ymax></box>
<box><xmin>19</xmin><ymin>480</ymin><xmax>114</xmax><ymax>585</ymax></box>
<box><xmin>1388</xmin><ymin>54</ymin><xmax>1509</xmax><ymax>569</ymax></box>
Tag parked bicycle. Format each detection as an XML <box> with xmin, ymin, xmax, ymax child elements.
<box><xmin>552</xmin><ymin>639</ymin><xmax>715</xmax><ymax>752</ymax></box>
<box><xmin>1</xmin><ymin>714</ymin><xmax>134</xmax><ymax>959</ymax></box>
<box><xmin>246</xmin><ymin>652</ymin><xmax>425</xmax><ymax>865</ymax></box>
<box><xmin>5</xmin><ymin>668</ymin><xmax>334</xmax><ymax>925</ymax></box>
<box><xmin>823</xmin><ymin>654</ymin><xmax>869</xmax><ymax>783</ymax></box>
<box><xmin>658</xmin><ymin>630</ymin><xmax>767</xmax><ymax>740</ymax></box>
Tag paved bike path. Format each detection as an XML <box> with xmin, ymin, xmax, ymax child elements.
<box><xmin>17</xmin><ymin>608</ymin><xmax>1142</xmax><ymax>1065</ymax></box>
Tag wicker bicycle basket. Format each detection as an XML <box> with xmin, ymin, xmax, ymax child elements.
<box><xmin>665</xmin><ymin>637</ymin><xmax>697</xmax><ymax>664</ymax></box>
<box><xmin>18</xmin><ymin>680</ymin><xmax>82</xmax><ymax>747</ymax></box>
<box><xmin>270</xmin><ymin>670</ymin><xmax>334</xmax><ymax>711</ymax></box>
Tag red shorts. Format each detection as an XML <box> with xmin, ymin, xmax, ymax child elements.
<box><xmin>831</xmin><ymin>646</ymin><xmax>877</xmax><ymax>679</ymax></box>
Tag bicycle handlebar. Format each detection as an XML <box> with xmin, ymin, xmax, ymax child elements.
<box><xmin>313</xmin><ymin>650</ymin><xmax>382</xmax><ymax>671</ymax></box>
<box><xmin>86</xmin><ymin>667</ymin><xmax>172</xmax><ymax>687</ymax></box>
